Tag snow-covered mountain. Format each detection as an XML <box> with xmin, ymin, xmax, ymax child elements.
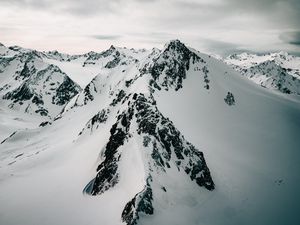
<box><xmin>224</xmin><ymin>52</ymin><xmax>300</xmax><ymax>94</ymax></box>
<box><xmin>0</xmin><ymin>41</ymin><xmax>300</xmax><ymax>225</ymax></box>
<box><xmin>0</xmin><ymin>45</ymin><xmax>81</xmax><ymax>119</ymax></box>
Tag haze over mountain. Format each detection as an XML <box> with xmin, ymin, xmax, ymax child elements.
<box><xmin>0</xmin><ymin>40</ymin><xmax>300</xmax><ymax>225</ymax></box>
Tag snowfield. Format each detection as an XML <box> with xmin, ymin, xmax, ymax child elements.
<box><xmin>0</xmin><ymin>40</ymin><xmax>300</xmax><ymax>225</ymax></box>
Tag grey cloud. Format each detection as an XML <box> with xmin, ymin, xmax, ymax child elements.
<box><xmin>1</xmin><ymin>0</ymin><xmax>300</xmax><ymax>55</ymax></box>
<box><xmin>172</xmin><ymin>0</ymin><xmax>300</xmax><ymax>29</ymax></box>
<box><xmin>1</xmin><ymin>0</ymin><xmax>54</xmax><ymax>9</ymax></box>
<box><xmin>0</xmin><ymin>0</ymin><xmax>121</xmax><ymax>16</ymax></box>
<box><xmin>279</xmin><ymin>31</ymin><xmax>300</xmax><ymax>46</ymax></box>
<box><xmin>196</xmin><ymin>38</ymin><xmax>246</xmax><ymax>56</ymax></box>
<box><xmin>92</xmin><ymin>35</ymin><xmax>122</xmax><ymax>40</ymax></box>
<box><xmin>224</xmin><ymin>0</ymin><xmax>300</xmax><ymax>27</ymax></box>
<box><xmin>2</xmin><ymin>0</ymin><xmax>299</xmax><ymax>29</ymax></box>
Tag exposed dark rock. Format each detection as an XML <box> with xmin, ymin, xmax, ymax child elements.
<box><xmin>110</xmin><ymin>90</ymin><xmax>126</xmax><ymax>106</ymax></box>
<box><xmin>125</xmin><ymin>79</ymin><xmax>133</xmax><ymax>87</ymax></box>
<box><xmin>202</xmin><ymin>66</ymin><xmax>210</xmax><ymax>90</ymax></box>
<box><xmin>122</xmin><ymin>178</ymin><xmax>154</xmax><ymax>225</ymax></box>
<box><xmin>91</xmin><ymin>109</ymin><xmax>109</xmax><ymax>125</ymax></box>
<box><xmin>52</xmin><ymin>76</ymin><xmax>80</xmax><ymax>105</ymax></box>
<box><xmin>32</xmin><ymin>95</ymin><xmax>44</xmax><ymax>105</ymax></box>
<box><xmin>79</xmin><ymin>109</ymin><xmax>110</xmax><ymax>135</ymax></box>
<box><xmin>102</xmin><ymin>45</ymin><xmax>116</xmax><ymax>57</ymax></box>
<box><xmin>18</xmin><ymin>62</ymin><xmax>34</xmax><ymax>80</ymax></box>
<box><xmin>143</xmin><ymin>136</ymin><xmax>151</xmax><ymax>147</ymax></box>
<box><xmin>133</xmin><ymin>94</ymin><xmax>214</xmax><ymax>190</ymax></box>
<box><xmin>83</xmin><ymin>84</ymin><xmax>94</xmax><ymax>102</ymax></box>
<box><xmin>3</xmin><ymin>83</ymin><xmax>34</xmax><ymax>102</ymax></box>
<box><xmin>90</xmin><ymin>109</ymin><xmax>133</xmax><ymax>195</ymax></box>
<box><xmin>282</xmin><ymin>87</ymin><xmax>291</xmax><ymax>94</ymax></box>
<box><xmin>1</xmin><ymin>131</ymin><xmax>17</xmax><ymax>144</ymax></box>
<box><xmin>149</xmin><ymin>40</ymin><xmax>201</xmax><ymax>91</ymax></box>
<box><xmin>105</xmin><ymin>51</ymin><xmax>121</xmax><ymax>69</ymax></box>
<box><xmin>39</xmin><ymin>121</ymin><xmax>51</xmax><ymax>127</ymax></box>
<box><xmin>224</xmin><ymin>92</ymin><xmax>235</xmax><ymax>106</ymax></box>
<box><xmin>35</xmin><ymin>108</ymin><xmax>48</xmax><ymax>116</ymax></box>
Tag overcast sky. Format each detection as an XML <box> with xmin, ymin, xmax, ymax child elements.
<box><xmin>0</xmin><ymin>0</ymin><xmax>299</xmax><ymax>56</ymax></box>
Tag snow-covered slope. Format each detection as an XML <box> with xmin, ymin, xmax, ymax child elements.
<box><xmin>224</xmin><ymin>52</ymin><xmax>300</xmax><ymax>95</ymax></box>
<box><xmin>0</xmin><ymin>40</ymin><xmax>300</xmax><ymax>225</ymax></box>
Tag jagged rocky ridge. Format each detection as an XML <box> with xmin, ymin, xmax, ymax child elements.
<box><xmin>83</xmin><ymin>92</ymin><xmax>214</xmax><ymax>224</ymax></box>
<box><xmin>146</xmin><ymin>40</ymin><xmax>207</xmax><ymax>91</ymax></box>
<box><xmin>79</xmin><ymin>40</ymin><xmax>215</xmax><ymax>225</ymax></box>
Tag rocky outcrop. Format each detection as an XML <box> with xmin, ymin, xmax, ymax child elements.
<box><xmin>149</xmin><ymin>40</ymin><xmax>202</xmax><ymax>91</ymax></box>
<box><xmin>85</xmin><ymin>92</ymin><xmax>214</xmax><ymax>224</ymax></box>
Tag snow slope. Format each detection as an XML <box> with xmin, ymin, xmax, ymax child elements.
<box><xmin>155</xmin><ymin>50</ymin><xmax>300</xmax><ymax>225</ymax></box>
<box><xmin>0</xmin><ymin>40</ymin><xmax>300</xmax><ymax>225</ymax></box>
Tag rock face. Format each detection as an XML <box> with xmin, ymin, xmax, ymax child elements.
<box><xmin>224</xmin><ymin>92</ymin><xmax>235</xmax><ymax>106</ymax></box>
<box><xmin>83</xmin><ymin>92</ymin><xmax>214</xmax><ymax>224</ymax></box>
<box><xmin>148</xmin><ymin>40</ymin><xmax>202</xmax><ymax>91</ymax></box>
<box><xmin>122</xmin><ymin>178</ymin><xmax>154</xmax><ymax>225</ymax></box>
<box><xmin>53</xmin><ymin>76</ymin><xmax>80</xmax><ymax>106</ymax></box>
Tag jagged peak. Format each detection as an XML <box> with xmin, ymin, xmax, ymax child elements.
<box><xmin>98</xmin><ymin>45</ymin><xmax>119</xmax><ymax>58</ymax></box>
<box><xmin>152</xmin><ymin>47</ymin><xmax>160</xmax><ymax>52</ymax></box>
<box><xmin>47</xmin><ymin>50</ymin><xmax>62</xmax><ymax>55</ymax></box>
<box><xmin>226</xmin><ymin>52</ymin><xmax>254</xmax><ymax>60</ymax></box>
<box><xmin>274</xmin><ymin>51</ymin><xmax>289</xmax><ymax>56</ymax></box>
<box><xmin>8</xmin><ymin>45</ymin><xmax>34</xmax><ymax>53</ymax></box>
<box><xmin>8</xmin><ymin>45</ymin><xmax>22</xmax><ymax>51</ymax></box>
<box><xmin>163</xmin><ymin>39</ymin><xmax>189</xmax><ymax>52</ymax></box>
<box><xmin>16</xmin><ymin>50</ymin><xmax>43</xmax><ymax>61</ymax></box>
<box><xmin>160</xmin><ymin>39</ymin><xmax>201</xmax><ymax>63</ymax></box>
<box><xmin>227</xmin><ymin>51</ymin><xmax>296</xmax><ymax>61</ymax></box>
<box><xmin>86</xmin><ymin>50</ymin><xmax>97</xmax><ymax>55</ymax></box>
<box><xmin>45</xmin><ymin>50</ymin><xmax>73</xmax><ymax>58</ymax></box>
<box><xmin>108</xmin><ymin>45</ymin><xmax>116</xmax><ymax>52</ymax></box>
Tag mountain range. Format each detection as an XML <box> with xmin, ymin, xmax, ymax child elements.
<box><xmin>0</xmin><ymin>40</ymin><xmax>299</xmax><ymax>225</ymax></box>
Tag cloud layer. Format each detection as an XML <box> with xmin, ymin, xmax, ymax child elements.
<box><xmin>0</xmin><ymin>0</ymin><xmax>299</xmax><ymax>55</ymax></box>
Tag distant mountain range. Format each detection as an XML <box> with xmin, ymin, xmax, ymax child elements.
<box><xmin>224</xmin><ymin>51</ymin><xmax>300</xmax><ymax>95</ymax></box>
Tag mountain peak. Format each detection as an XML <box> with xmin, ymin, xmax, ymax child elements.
<box><xmin>148</xmin><ymin>39</ymin><xmax>203</xmax><ymax>91</ymax></box>
<box><xmin>109</xmin><ymin>45</ymin><xmax>116</xmax><ymax>51</ymax></box>
<box><xmin>164</xmin><ymin>39</ymin><xmax>188</xmax><ymax>51</ymax></box>
<box><xmin>277</xmin><ymin>51</ymin><xmax>289</xmax><ymax>56</ymax></box>
<box><xmin>48</xmin><ymin>50</ymin><xmax>60</xmax><ymax>55</ymax></box>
